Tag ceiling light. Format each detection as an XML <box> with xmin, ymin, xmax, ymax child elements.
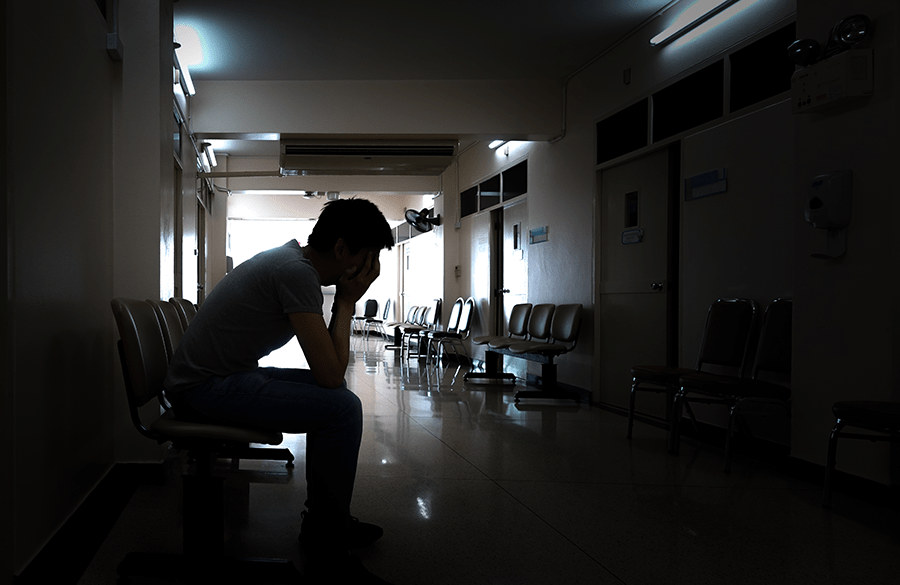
<box><xmin>650</xmin><ymin>0</ymin><xmax>742</xmax><ymax>47</ymax></box>
<box><xmin>488</xmin><ymin>140</ymin><xmax>508</xmax><ymax>150</ymax></box>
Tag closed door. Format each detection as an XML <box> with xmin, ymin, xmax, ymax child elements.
<box><xmin>597</xmin><ymin>147</ymin><xmax>677</xmax><ymax>410</ymax></box>
<box><xmin>496</xmin><ymin>200</ymin><xmax>528</xmax><ymax>336</ymax></box>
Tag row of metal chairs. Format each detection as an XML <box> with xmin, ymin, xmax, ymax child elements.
<box><xmin>464</xmin><ymin>302</ymin><xmax>583</xmax><ymax>402</ymax></box>
<box><xmin>625</xmin><ymin>296</ymin><xmax>900</xmax><ymax>507</ymax></box>
<box><xmin>627</xmin><ymin>298</ymin><xmax>792</xmax><ymax>472</ymax></box>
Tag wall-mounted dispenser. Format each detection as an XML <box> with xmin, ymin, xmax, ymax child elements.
<box><xmin>805</xmin><ymin>170</ymin><xmax>852</xmax><ymax>259</ymax></box>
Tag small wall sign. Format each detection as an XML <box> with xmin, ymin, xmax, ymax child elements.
<box><xmin>529</xmin><ymin>226</ymin><xmax>549</xmax><ymax>244</ymax></box>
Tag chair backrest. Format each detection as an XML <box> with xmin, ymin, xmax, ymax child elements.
<box><xmin>382</xmin><ymin>298</ymin><xmax>392</xmax><ymax>320</ymax></box>
<box><xmin>507</xmin><ymin>303</ymin><xmax>533</xmax><ymax>337</ymax></box>
<box><xmin>169</xmin><ymin>297</ymin><xmax>197</xmax><ymax>329</ymax></box>
<box><xmin>147</xmin><ymin>299</ymin><xmax>184</xmax><ymax>361</ymax></box>
<box><xmin>444</xmin><ymin>298</ymin><xmax>464</xmax><ymax>333</ymax></box>
<box><xmin>427</xmin><ymin>298</ymin><xmax>442</xmax><ymax>328</ymax></box>
<box><xmin>414</xmin><ymin>305</ymin><xmax>429</xmax><ymax>325</ymax></box>
<box><xmin>696</xmin><ymin>298</ymin><xmax>757</xmax><ymax>374</ymax></box>
<box><xmin>526</xmin><ymin>304</ymin><xmax>556</xmax><ymax>341</ymax></box>
<box><xmin>111</xmin><ymin>298</ymin><xmax>170</xmax><ymax>438</ymax></box>
<box><xmin>752</xmin><ymin>298</ymin><xmax>792</xmax><ymax>377</ymax></box>
<box><xmin>550</xmin><ymin>304</ymin><xmax>583</xmax><ymax>345</ymax></box>
<box><xmin>456</xmin><ymin>297</ymin><xmax>476</xmax><ymax>339</ymax></box>
<box><xmin>363</xmin><ymin>299</ymin><xmax>378</xmax><ymax>318</ymax></box>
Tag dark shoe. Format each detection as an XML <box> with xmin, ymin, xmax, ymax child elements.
<box><xmin>305</xmin><ymin>553</ymin><xmax>395</xmax><ymax>584</ymax></box>
<box><xmin>299</xmin><ymin>510</ymin><xmax>384</xmax><ymax>548</ymax></box>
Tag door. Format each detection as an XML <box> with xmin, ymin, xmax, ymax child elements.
<box><xmin>491</xmin><ymin>200</ymin><xmax>528</xmax><ymax>336</ymax></box>
<box><xmin>597</xmin><ymin>147</ymin><xmax>677</xmax><ymax>412</ymax></box>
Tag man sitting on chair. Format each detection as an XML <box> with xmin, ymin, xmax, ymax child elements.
<box><xmin>164</xmin><ymin>198</ymin><xmax>395</xmax><ymax>584</ymax></box>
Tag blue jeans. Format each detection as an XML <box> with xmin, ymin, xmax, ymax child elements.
<box><xmin>178</xmin><ymin>367</ymin><xmax>363</xmax><ymax>546</ymax></box>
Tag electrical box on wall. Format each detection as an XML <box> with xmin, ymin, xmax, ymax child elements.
<box><xmin>791</xmin><ymin>49</ymin><xmax>873</xmax><ymax>114</ymax></box>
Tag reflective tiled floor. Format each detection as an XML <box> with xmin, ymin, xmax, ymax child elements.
<box><xmin>79</xmin><ymin>340</ymin><xmax>899</xmax><ymax>584</ymax></box>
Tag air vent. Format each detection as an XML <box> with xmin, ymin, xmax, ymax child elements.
<box><xmin>280</xmin><ymin>139</ymin><xmax>456</xmax><ymax>176</ymax></box>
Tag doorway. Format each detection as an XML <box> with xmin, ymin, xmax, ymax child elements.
<box><xmin>596</xmin><ymin>146</ymin><xmax>679</xmax><ymax>411</ymax></box>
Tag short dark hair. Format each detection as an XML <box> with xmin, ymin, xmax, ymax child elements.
<box><xmin>307</xmin><ymin>198</ymin><xmax>394</xmax><ymax>254</ymax></box>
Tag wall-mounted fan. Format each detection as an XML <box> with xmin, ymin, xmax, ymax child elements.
<box><xmin>405</xmin><ymin>207</ymin><xmax>442</xmax><ymax>233</ymax></box>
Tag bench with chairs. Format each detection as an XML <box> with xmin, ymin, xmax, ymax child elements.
<box><xmin>111</xmin><ymin>297</ymin><xmax>298</xmax><ymax>582</ymax></box>
<box><xmin>464</xmin><ymin>303</ymin><xmax>583</xmax><ymax>403</ymax></box>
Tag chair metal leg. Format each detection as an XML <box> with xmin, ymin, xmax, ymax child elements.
<box><xmin>626</xmin><ymin>380</ymin><xmax>638</xmax><ymax>439</ymax></box>
<box><xmin>823</xmin><ymin>420</ymin><xmax>843</xmax><ymax>508</ymax></box>
<box><xmin>724</xmin><ymin>404</ymin><xmax>738</xmax><ymax>473</ymax></box>
<box><xmin>670</xmin><ymin>391</ymin><xmax>684</xmax><ymax>454</ymax></box>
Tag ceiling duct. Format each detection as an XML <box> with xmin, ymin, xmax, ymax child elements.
<box><xmin>280</xmin><ymin>139</ymin><xmax>457</xmax><ymax>176</ymax></box>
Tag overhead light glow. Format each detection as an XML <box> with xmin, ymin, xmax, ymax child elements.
<box><xmin>488</xmin><ymin>140</ymin><xmax>508</xmax><ymax>150</ymax></box>
<box><xmin>174</xmin><ymin>24</ymin><xmax>205</xmax><ymax>68</ymax></box>
<box><xmin>650</xmin><ymin>0</ymin><xmax>743</xmax><ymax>47</ymax></box>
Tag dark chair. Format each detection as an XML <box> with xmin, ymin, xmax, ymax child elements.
<box><xmin>493</xmin><ymin>304</ymin><xmax>554</xmax><ymax>351</ymax></box>
<box><xmin>111</xmin><ymin>297</ymin><xmax>300</xmax><ymax>582</ymax></box>
<box><xmin>352</xmin><ymin>298</ymin><xmax>378</xmax><ymax>334</ymax></box>
<box><xmin>384</xmin><ymin>305</ymin><xmax>420</xmax><ymax>350</ymax></box>
<box><xmin>674</xmin><ymin>298</ymin><xmax>792</xmax><ymax>472</ymax></box>
<box><xmin>823</xmin><ymin>401</ymin><xmax>900</xmax><ymax>508</ymax></box>
<box><xmin>464</xmin><ymin>303</ymin><xmax>537</xmax><ymax>385</ymax></box>
<box><xmin>471</xmin><ymin>303</ymin><xmax>532</xmax><ymax>349</ymax></box>
<box><xmin>627</xmin><ymin>298</ymin><xmax>757</xmax><ymax>450</ymax></box>
<box><xmin>424</xmin><ymin>297</ymin><xmax>463</xmax><ymax>364</ymax></box>
<box><xmin>401</xmin><ymin>299</ymin><xmax>441</xmax><ymax>359</ymax></box>
<box><xmin>429</xmin><ymin>297</ymin><xmax>476</xmax><ymax>367</ymax></box>
<box><xmin>364</xmin><ymin>298</ymin><xmax>392</xmax><ymax>340</ymax></box>
<box><xmin>169</xmin><ymin>296</ymin><xmax>197</xmax><ymax>330</ymax></box>
<box><xmin>147</xmin><ymin>299</ymin><xmax>184</xmax><ymax>362</ymax></box>
<box><xmin>508</xmin><ymin>303</ymin><xmax>583</xmax><ymax>402</ymax></box>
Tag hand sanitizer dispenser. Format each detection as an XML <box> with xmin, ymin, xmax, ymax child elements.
<box><xmin>805</xmin><ymin>170</ymin><xmax>852</xmax><ymax>258</ymax></box>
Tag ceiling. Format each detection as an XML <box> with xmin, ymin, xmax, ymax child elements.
<box><xmin>174</xmin><ymin>0</ymin><xmax>677</xmax><ymax>82</ymax></box>
<box><xmin>174</xmin><ymin>0</ymin><xmax>680</xmax><ymax>157</ymax></box>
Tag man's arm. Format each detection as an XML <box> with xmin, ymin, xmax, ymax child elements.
<box><xmin>290</xmin><ymin>252</ymin><xmax>379</xmax><ymax>388</ymax></box>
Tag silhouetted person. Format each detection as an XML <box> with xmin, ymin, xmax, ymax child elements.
<box><xmin>165</xmin><ymin>198</ymin><xmax>396</xmax><ymax>584</ymax></box>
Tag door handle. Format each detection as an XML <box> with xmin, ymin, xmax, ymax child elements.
<box><xmin>651</xmin><ymin>282</ymin><xmax>663</xmax><ymax>291</ymax></box>
<box><xmin>495</xmin><ymin>288</ymin><xmax>510</xmax><ymax>296</ymax></box>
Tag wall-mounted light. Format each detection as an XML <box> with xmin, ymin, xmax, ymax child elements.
<box><xmin>488</xmin><ymin>140</ymin><xmax>508</xmax><ymax>150</ymax></box>
<box><xmin>650</xmin><ymin>0</ymin><xmax>743</xmax><ymax>47</ymax></box>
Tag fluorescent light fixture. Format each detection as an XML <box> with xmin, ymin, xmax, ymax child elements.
<box><xmin>650</xmin><ymin>0</ymin><xmax>741</xmax><ymax>46</ymax></box>
<box><xmin>203</xmin><ymin>144</ymin><xmax>217</xmax><ymax>168</ymax></box>
<box><xmin>488</xmin><ymin>140</ymin><xmax>508</xmax><ymax>150</ymax></box>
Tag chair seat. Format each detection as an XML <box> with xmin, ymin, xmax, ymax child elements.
<box><xmin>833</xmin><ymin>401</ymin><xmax>900</xmax><ymax>431</ymax></box>
<box><xmin>472</xmin><ymin>335</ymin><xmax>499</xmax><ymax>345</ymax></box>
<box><xmin>507</xmin><ymin>341</ymin><xmax>567</xmax><ymax>356</ymax></box>
<box><xmin>428</xmin><ymin>330</ymin><xmax>460</xmax><ymax>340</ymax></box>
<box><xmin>489</xmin><ymin>337</ymin><xmax>525</xmax><ymax>349</ymax></box>
<box><xmin>679</xmin><ymin>373</ymin><xmax>790</xmax><ymax>401</ymax></box>
<box><xmin>631</xmin><ymin>365</ymin><xmax>697</xmax><ymax>385</ymax></box>
<box><xmin>150</xmin><ymin>410</ymin><xmax>284</xmax><ymax>445</ymax></box>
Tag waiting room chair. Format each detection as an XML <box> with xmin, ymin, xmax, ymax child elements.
<box><xmin>352</xmin><ymin>299</ymin><xmax>378</xmax><ymax>334</ymax></box>
<box><xmin>169</xmin><ymin>296</ymin><xmax>197</xmax><ymax>330</ymax></box>
<box><xmin>147</xmin><ymin>299</ymin><xmax>184</xmax><ymax>363</ymax></box>
<box><xmin>627</xmin><ymin>298</ymin><xmax>757</xmax><ymax>450</ymax></box>
<box><xmin>423</xmin><ymin>297</ymin><xmax>463</xmax><ymax>364</ymax></box>
<box><xmin>674</xmin><ymin>298</ymin><xmax>792</xmax><ymax>472</ymax></box>
<box><xmin>464</xmin><ymin>303</ymin><xmax>535</xmax><ymax>385</ymax></box>
<box><xmin>363</xmin><ymin>298</ymin><xmax>392</xmax><ymax>340</ymax></box>
<box><xmin>111</xmin><ymin>297</ymin><xmax>299</xmax><ymax>582</ymax></box>
<box><xmin>508</xmin><ymin>303</ymin><xmax>583</xmax><ymax>402</ymax></box>
<box><xmin>402</xmin><ymin>299</ymin><xmax>441</xmax><ymax>359</ymax></box>
<box><xmin>385</xmin><ymin>305</ymin><xmax>420</xmax><ymax>350</ymax></box>
<box><xmin>471</xmin><ymin>303</ymin><xmax>532</xmax><ymax>349</ymax></box>
<box><xmin>823</xmin><ymin>400</ymin><xmax>900</xmax><ymax>508</ymax></box>
<box><xmin>428</xmin><ymin>297</ymin><xmax>476</xmax><ymax>367</ymax></box>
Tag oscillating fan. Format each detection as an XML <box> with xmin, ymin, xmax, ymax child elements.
<box><xmin>405</xmin><ymin>207</ymin><xmax>442</xmax><ymax>233</ymax></box>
